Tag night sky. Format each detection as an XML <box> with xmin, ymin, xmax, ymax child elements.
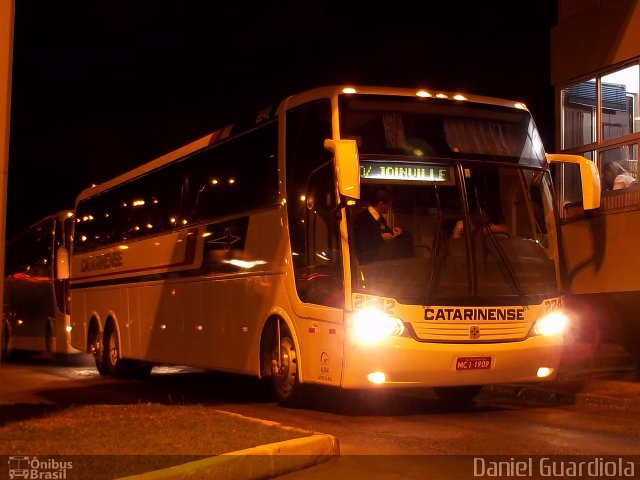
<box><xmin>6</xmin><ymin>1</ymin><xmax>558</xmax><ymax>239</ymax></box>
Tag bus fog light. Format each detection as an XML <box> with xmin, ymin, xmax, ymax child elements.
<box><xmin>537</xmin><ymin>367</ymin><xmax>554</xmax><ymax>378</ymax></box>
<box><xmin>368</xmin><ymin>372</ymin><xmax>386</xmax><ymax>384</ymax></box>
<box><xmin>534</xmin><ymin>311</ymin><xmax>568</xmax><ymax>336</ymax></box>
<box><xmin>350</xmin><ymin>308</ymin><xmax>404</xmax><ymax>344</ymax></box>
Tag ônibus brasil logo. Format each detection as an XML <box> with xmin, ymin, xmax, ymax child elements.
<box><xmin>7</xmin><ymin>456</ymin><xmax>72</xmax><ymax>479</ymax></box>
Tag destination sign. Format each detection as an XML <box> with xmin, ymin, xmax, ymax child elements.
<box><xmin>360</xmin><ymin>161</ymin><xmax>451</xmax><ymax>183</ymax></box>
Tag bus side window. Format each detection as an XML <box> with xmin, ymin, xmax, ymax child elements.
<box><xmin>303</xmin><ymin>163</ymin><xmax>343</xmax><ymax>307</ymax></box>
<box><xmin>286</xmin><ymin>99</ymin><xmax>343</xmax><ymax>308</ymax></box>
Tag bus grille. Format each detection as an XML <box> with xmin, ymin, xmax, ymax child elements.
<box><xmin>411</xmin><ymin>321</ymin><xmax>530</xmax><ymax>342</ymax></box>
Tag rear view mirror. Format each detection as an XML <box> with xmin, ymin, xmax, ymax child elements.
<box><xmin>547</xmin><ymin>153</ymin><xmax>601</xmax><ymax>210</ymax></box>
<box><xmin>324</xmin><ymin>139</ymin><xmax>360</xmax><ymax>200</ymax></box>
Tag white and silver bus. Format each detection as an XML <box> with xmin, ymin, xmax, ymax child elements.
<box><xmin>69</xmin><ymin>85</ymin><xmax>600</xmax><ymax>405</ymax></box>
<box><xmin>2</xmin><ymin>210</ymin><xmax>78</xmax><ymax>360</ymax></box>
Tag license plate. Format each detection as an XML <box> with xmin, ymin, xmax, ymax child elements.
<box><xmin>455</xmin><ymin>356</ymin><xmax>492</xmax><ymax>370</ymax></box>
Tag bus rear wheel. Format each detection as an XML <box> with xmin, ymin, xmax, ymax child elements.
<box><xmin>271</xmin><ymin>326</ymin><xmax>304</xmax><ymax>407</ymax></box>
<box><xmin>104</xmin><ymin>326</ymin><xmax>129</xmax><ymax>377</ymax></box>
<box><xmin>89</xmin><ymin>329</ymin><xmax>109</xmax><ymax>375</ymax></box>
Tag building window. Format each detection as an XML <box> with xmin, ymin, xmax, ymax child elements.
<box><xmin>558</xmin><ymin>62</ymin><xmax>640</xmax><ymax>217</ymax></box>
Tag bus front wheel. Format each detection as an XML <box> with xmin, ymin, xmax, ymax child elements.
<box><xmin>271</xmin><ymin>326</ymin><xmax>304</xmax><ymax>407</ymax></box>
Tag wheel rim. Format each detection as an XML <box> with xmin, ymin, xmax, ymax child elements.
<box><xmin>107</xmin><ymin>330</ymin><xmax>119</xmax><ymax>367</ymax></box>
<box><xmin>272</xmin><ymin>336</ymin><xmax>297</xmax><ymax>397</ymax></box>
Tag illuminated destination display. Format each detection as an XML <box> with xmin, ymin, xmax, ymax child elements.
<box><xmin>360</xmin><ymin>161</ymin><xmax>451</xmax><ymax>182</ymax></box>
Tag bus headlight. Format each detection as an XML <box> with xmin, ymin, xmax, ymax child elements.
<box><xmin>350</xmin><ymin>307</ymin><xmax>405</xmax><ymax>345</ymax></box>
<box><xmin>534</xmin><ymin>311</ymin><xmax>568</xmax><ymax>336</ymax></box>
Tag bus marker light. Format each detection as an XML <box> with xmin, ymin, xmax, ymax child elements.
<box><xmin>65</xmin><ymin>325</ymin><xmax>72</xmax><ymax>333</ymax></box>
<box><xmin>368</xmin><ymin>372</ymin><xmax>386</xmax><ymax>384</ymax></box>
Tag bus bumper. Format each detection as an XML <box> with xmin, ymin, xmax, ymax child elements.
<box><xmin>340</xmin><ymin>334</ymin><xmax>564</xmax><ymax>389</ymax></box>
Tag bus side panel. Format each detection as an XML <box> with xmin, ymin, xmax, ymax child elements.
<box><xmin>295</xmin><ymin>312</ymin><xmax>345</xmax><ymax>387</ymax></box>
<box><xmin>278</xmin><ymin>276</ymin><xmax>345</xmax><ymax>388</ymax></box>
<box><xmin>69</xmin><ymin>290</ymin><xmax>87</xmax><ymax>352</ymax></box>
<box><xmin>195</xmin><ymin>277</ymin><xmax>247</xmax><ymax>369</ymax></box>
<box><xmin>134</xmin><ymin>281</ymin><xmax>201</xmax><ymax>365</ymax></box>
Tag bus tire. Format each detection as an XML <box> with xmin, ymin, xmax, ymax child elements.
<box><xmin>104</xmin><ymin>325</ymin><xmax>125</xmax><ymax>377</ymax></box>
<box><xmin>433</xmin><ymin>385</ymin><xmax>482</xmax><ymax>404</ymax></box>
<box><xmin>89</xmin><ymin>328</ymin><xmax>109</xmax><ymax>376</ymax></box>
<box><xmin>270</xmin><ymin>324</ymin><xmax>304</xmax><ymax>407</ymax></box>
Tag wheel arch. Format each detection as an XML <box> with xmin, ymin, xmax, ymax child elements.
<box><xmin>259</xmin><ymin>310</ymin><xmax>304</xmax><ymax>383</ymax></box>
<box><xmin>87</xmin><ymin>311</ymin><xmax>122</xmax><ymax>356</ymax></box>
<box><xmin>86</xmin><ymin>314</ymin><xmax>103</xmax><ymax>354</ymax></box>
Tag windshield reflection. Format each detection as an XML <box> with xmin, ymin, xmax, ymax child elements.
<box><xmin>347</xmin><ymin>163</ymin><xmax>558</xmax><ymax>306</ymax></box>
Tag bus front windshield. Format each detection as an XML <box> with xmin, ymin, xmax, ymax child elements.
<box><xmin>340</xmin><ymin>95</ymin><xmax>559</xmax><ymax>306</ymax></box>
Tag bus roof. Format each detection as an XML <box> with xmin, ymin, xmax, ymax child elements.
<box><xmin>75</xmin><ymin>85</ymin><xmax>530</xmax><ymax>203</ymax></box>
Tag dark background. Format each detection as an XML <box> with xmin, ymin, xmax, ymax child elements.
<box><xmin>6</xmin><ymin>1</ymin><xmax>558</xmax><ymax>239</ymax></box>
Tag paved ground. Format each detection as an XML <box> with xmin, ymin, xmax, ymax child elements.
<box><xmin>122</xmin><ymin>342</ymin><xmax>640</xmax><ymax>479</ymax></box>
<box><xmin>2</xmin><ymin>342</ymin><xmax>638</xmax><ymax>480</ymax></box>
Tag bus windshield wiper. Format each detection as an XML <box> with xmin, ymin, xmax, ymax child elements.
<box><xmin>477</xmin><ymin>221</ymin><xmax>526</xmax><ymax>299</ymax></box>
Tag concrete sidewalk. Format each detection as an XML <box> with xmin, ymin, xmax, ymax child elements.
<box><xmin>121</xmin><ymin>342</ymin><xmax>638</xmax><ymax>480</ymax></box>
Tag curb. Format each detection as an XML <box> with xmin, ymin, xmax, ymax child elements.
<box><xmin>116</xmin><ymin>433</ymin><xmax>340</xmax><ymax>480</ymax></box>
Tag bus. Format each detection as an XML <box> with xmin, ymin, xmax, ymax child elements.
<box><xmin>2</xmin><ymin>210</ymin><xmax>78</xmax><ymax>361</ymax></box>
<box><xmin>68</xmin><ymin>85</ymin><xmax>600</xmax><ymax>405</ymax></box>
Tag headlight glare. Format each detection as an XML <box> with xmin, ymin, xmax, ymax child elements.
<box><xmin>350</xmin><ymin>307</ymin><xmax>404</xmax><ymax>344</ymax></box>
<box><xmin>534</xmin><ymin>311</ymin><xmax>568</xmax><ymax>336</ymax></box>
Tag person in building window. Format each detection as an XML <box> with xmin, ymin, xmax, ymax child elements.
<box><xmin>354</xmin><ymin>187</ymin><xmax>403</xmax><ymax>264</ymax></box>
<box><xmin>602</xmin><ymin>161</ymin><xmax>637</xmax><ymax>190</ymax></box>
